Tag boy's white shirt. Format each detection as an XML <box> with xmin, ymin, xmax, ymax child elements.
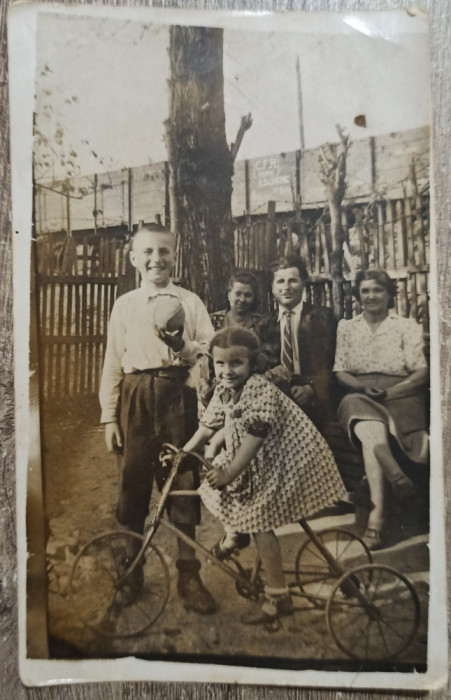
<box><xmin>99</xmin><ymin>280</ymin><xmax>214</xmax><ymax>423</ymax></box>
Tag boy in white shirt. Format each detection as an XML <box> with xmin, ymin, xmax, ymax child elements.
<box><xmin>99</xmin><ymin>222</ymin><xmax>216</xmax><ymax>613</ymax></box>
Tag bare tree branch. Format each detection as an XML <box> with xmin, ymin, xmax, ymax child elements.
<box><xmin>230</xmin><ymin>113</ymin><xmax>253</xmax><ymax>162</ymax></box>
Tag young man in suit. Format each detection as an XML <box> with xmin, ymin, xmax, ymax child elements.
<box><xmin>256</xmin><ymin>255</ymin><xmax>337</xmax><ymax>429</ymax></box>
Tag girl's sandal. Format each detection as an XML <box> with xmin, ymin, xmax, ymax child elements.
<box><xmin>211</xmin><ymin>533</ymin><xmax>251</xmax><ymax>561</ymax></box>
<box><xmin>362</xmin><ymin>527</ymin><xmax>385</xmax><ymax>551</ymax></box>
<box><xmin>240</xmin><ymin>606</ymin><xmax>281</xmax><ymax>630</ymax></box>
<box><xmin>240</xmin><ymin>594</ymin><xmax>291</xmax><ymax>629</ymax></box>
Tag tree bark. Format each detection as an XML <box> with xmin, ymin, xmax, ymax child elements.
<box><xmin>166</xmin><ymin>26</ymin><xmax>234</xmax><ymax>311</ymax></box>
<box><xmin>319</xmin><ymin>126</ymin><xmax>350</xmax><ymax>319</ymax></box>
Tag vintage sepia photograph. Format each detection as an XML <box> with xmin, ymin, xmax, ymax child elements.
<box><xmin>9</xmin><ymin>4</ymin><xmax>447</xmax><ymax>689</ymax></box>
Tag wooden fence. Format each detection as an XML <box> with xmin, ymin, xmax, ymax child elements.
<box><xmin>36</xmin><ymin>233</ymin><xmax>131</xmax><ymax>397</ymax></box>
<box><xmin>36</xmin><ymin>192</ymin><xmax>430</xmax><ymax>397</ymax></box>
<box><xmin>234</xmin><ymin>194</ymin><xmax>430</xmax><ymax>334</ymax></box>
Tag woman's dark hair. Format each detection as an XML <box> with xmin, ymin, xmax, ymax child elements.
<box><xmin>209</xmin><ymin>327</ymin><xmax>266</xmax><ymax>373</ymax></box>
<box><xmin>353</xmin><ymin>269</ymin><xmax>396</xmax><ymax>308</ymax></box>
<box><xmin>269</xmin><ymin>255</ymin><xmax>308</xmax><ymax>284</ymax></box>
<box><xmin>227</xmin><ymin>270</ymin><xmax>260</xmax><ymax>313</ymax></box>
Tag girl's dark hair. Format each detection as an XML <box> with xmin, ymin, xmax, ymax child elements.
<box><xmin>209</xmin><ymin>328</ymin><xmax>267</xmax><ymax>373</ymax></box>
<box><xmin>227</xmin><ymin>270</ymin><xmax>260</xmax><ymax>312</ymax></box>
<box><xmin>353</xmin><ymin>269</ymin><xmax>396</xmax><ymax>308</ymax></box>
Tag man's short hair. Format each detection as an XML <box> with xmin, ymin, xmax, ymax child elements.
<box><xmin>269</xmin><ymin>255</ymin><xmax>308</xmax><ymax>283</ymax></box>
<box><xmin>129</xmin><ymin>222</ymin><xmax>175</xmax><ymax>250</ymax></box>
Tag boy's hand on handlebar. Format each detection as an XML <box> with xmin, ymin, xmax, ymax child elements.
<box><xmin>160</xmin><ymin>452</ymin><xmax>174</xmax><ymax>469</ymax></box>
<box><xmin>206</xmin><ymin>468</ymin><xmax>229</xmax><ymax>489</ymax></box>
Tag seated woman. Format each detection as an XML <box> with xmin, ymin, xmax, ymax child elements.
<box><xmin>210</xmin><ymin>270</ymin><xmax>261</xmax><ymax>331</ymax></box>
<box><xmin>333</xmin><ymin>269</ymin><xmax>429</xmax><ymax>550</ymax></box>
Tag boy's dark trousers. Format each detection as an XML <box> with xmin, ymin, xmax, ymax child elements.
<box><xmin>116</xmin><ymin>368</ymin><xmax>200</xmax><ymax>533</ymax></box>
<box><xmin>114</xmin><ymin>368</ymin><xmax>216</xmax><ymax>613</ymax></box>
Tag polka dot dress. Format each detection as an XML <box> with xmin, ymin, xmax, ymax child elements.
<box><xmin>198</xmin><ymin>374</ymin><xmax>346</xmax><ymax>533</ymax></box>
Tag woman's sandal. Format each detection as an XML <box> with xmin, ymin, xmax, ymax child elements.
<box><xmin>362</xmin><ymin>527</ymin><xmax>385</xmax><ymax>551</ymax></box>
<box><xmin>211</xmin><ymin>533</ymin><xmax>251</xmax><ymax>561</ymax></box>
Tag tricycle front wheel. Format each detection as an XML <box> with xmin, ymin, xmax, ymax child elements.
<box><xmin>70</xmin><ymin>530</ymin><xmax>170</xmax><ymax>638</ymax></box>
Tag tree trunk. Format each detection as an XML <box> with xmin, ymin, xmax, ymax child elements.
<box><xmin>166</xmin><ymin>26</ymin><xmax>234</xmax><ymax>311</ymax></box>
<box><xmin>329</xmin><ymin>189</ymin><xmax>345</xmax><ymax>319</ymax></box>
<box><xmin>318</xmin><ymin>127</ymin><xmax>350</xmax><ymax>319</ymax></box>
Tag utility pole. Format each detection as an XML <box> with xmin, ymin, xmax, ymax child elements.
<box><xmin>296</xmin><ymin>55</ymin><xmax>305</xmax><ymax>154</ymax></box>
<box><xmin>295</xmin><ymin>56</ymin><xmax>306</xmax><ymax>260</ymax></box>
<box><xmin>65</xmin><ymin>179</ymin><xmax>71</xmax><ymax>237</ymax></box>
<box><xmin>93</xmin><ymin>173</ymin><xmax>98</xmax><ymax>235</ymax></box>
<box><xmin>128</xmin><ymin>167</ymin><xmax>133</xmax><ymax>235</ymax></box>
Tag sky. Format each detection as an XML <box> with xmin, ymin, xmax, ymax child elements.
<box><xmin>34</xmin><ymin>11</ymin><xmax>431</xmax><ymax>183</ymax></box>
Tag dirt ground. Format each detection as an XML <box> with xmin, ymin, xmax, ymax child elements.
<box><xmin>38</xmin><ymin>395</ymin><xmax>429</xmax><ymax>673</ymax></box>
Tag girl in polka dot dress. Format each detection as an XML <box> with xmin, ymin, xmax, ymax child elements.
<box><xmin>183</xmin><ymin>327</ymin><xmax>346</xmax><ymax>625</ymax></box>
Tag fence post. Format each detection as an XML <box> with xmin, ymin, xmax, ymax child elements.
<box><xmin>286</xmin><ymin>222</ymin><xmax>293</xmax><ymax>255</ymax></box>
<box><xmin>295</xmin><ymin>203</ymin><xmax>311</xmax><ymax>274</ymax></box>
<box><xmin>265</xmin><ymin>201</ymin><xmax>276</xmax><ymax>266</ymax></box>
<box><xmin>354</xmin><ymin>207</ymin><xmax>368</xmax><ymax>270</ymax></box>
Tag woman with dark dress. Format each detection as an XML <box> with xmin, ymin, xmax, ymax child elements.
<box><xmin>200</xmin><ymin>271</ymin><xmax>262</xmax><ymax>407</ymax></box>
<box><xmin>333</xmin><ymin>269</ymin><xmax>429</xmax><ymax>549</ymax></box>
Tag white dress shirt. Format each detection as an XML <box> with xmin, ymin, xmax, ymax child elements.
<box><xmin>99</xmin><ymin>280</ymin><xmax>214</xmax><ymax>423</ymax></box>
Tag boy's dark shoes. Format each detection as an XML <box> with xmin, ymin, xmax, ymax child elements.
<box><xmin>176</xmin><ymin>558</ymin><xmax>217</xmax><ymax>614</ymax></box>
<box><xmin>177</xmin><ymin>573</ymin><xmax>217</xmax><ymax>614</ymax></box>
<box><xmin>119</xmin><ymin>561</ymin><xmax>144</xmax><ymax>606</ymax></box>
<box><xmin>112</xmin><ymin>544</ymin><xmax>145</xmax><ymax>606</ymax></box>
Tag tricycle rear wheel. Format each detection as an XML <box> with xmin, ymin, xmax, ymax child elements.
<box><xmin>294</xmin><ymin>528</ymin><xmax>372</xmax><ymax>608</ymax></box>
<box><xmin>326</xmin><ymin>563</ymin><xmax>420</xmax><ymax>661</ymax></box>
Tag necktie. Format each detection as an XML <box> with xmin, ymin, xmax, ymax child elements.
<box><xmin>281</xmin><ymin>310</ymin><xmax>294</xmax><ymax>374</ymax></box>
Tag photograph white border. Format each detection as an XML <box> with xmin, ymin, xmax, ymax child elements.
<box><xmin>8</xmin><ymin>3</ymin><xmax>447</xmax><ymax>689</ymax></box>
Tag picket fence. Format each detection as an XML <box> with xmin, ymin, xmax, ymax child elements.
<box><xmin>35</xmin><ymin>193</ymin><xmax>430</xmax><ymax>397</ymax></box>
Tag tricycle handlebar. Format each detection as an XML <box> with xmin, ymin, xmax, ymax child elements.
<box><xmin>160</xmin><ymin>443</ymin><xmax>214</xmax><ymax>472</ymax></box>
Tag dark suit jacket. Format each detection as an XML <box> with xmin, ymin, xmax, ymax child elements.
<box><xmin>255</xmin><ymin>303</ymin><xmax>337</xmax><ymax>425</ymax></box>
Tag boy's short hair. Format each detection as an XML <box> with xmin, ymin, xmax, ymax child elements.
<box><xmin>129</xmin><ymin>222</ymin><xmax>176</xmax><ymax>250</ymax></box>
<box><xmin>269</xmin><ymin>255</ymin><xmax>308</xmax><ymax>283</ymax></box>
